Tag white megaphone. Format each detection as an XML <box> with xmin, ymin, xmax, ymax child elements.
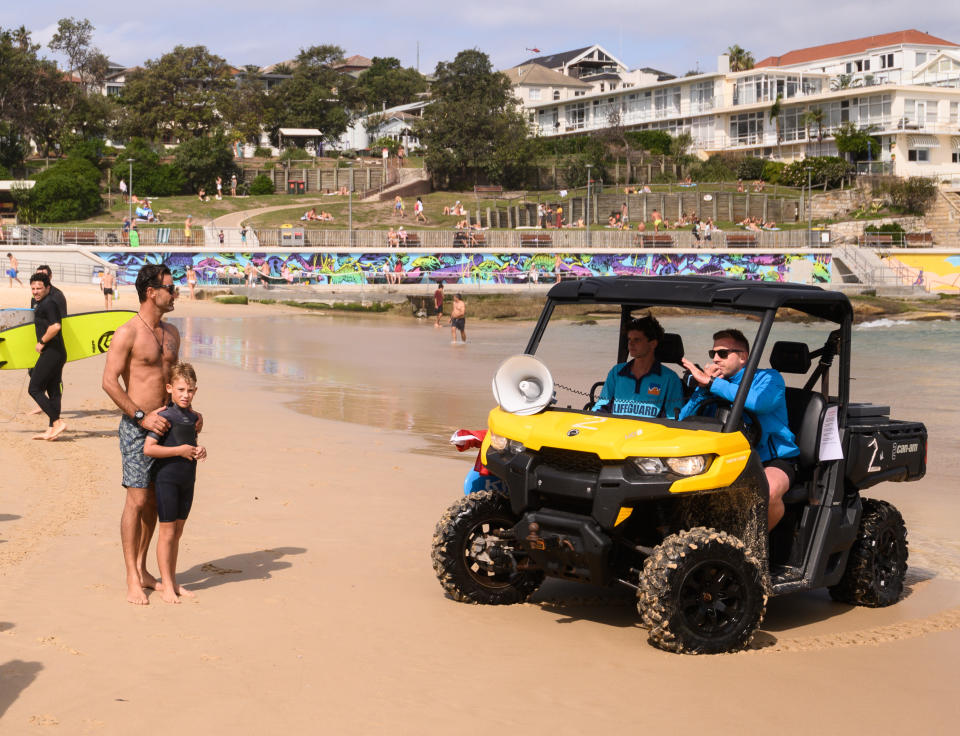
<box><xmin>492</xmin><ymin>354</ymin><xmax>554</xmax><ymax>416</ymax></box>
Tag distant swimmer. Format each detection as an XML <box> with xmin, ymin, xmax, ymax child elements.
<box><xmin>143</xmin><ymin>361</ymin><xmax>206</xmax><ymax>604</ymax></box>
<box><xmin>102</xmin><ymin>264</ymin><xmax>187</xmax><ymax>605</ymax></box>
<box><xmin>28</xmin><ymin>271</ymin><xmax>67</xmax><ymax>440</ymax></box>
<box><xmin>450</xmin><ymin>293</ymin><xmax>466</xmax><ymax>344</ymax></box>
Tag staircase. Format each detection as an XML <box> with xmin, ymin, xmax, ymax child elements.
<box><xmin>924</xmin><ymin>189</ymin><xmax>960</xmax><ymax>246</ymax></box>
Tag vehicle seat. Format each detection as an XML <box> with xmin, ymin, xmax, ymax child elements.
<box><xmin>770</xmin><ymin>342</ymin><xmax>828</xmax><ymax>504</ymax></box>
<box><xmin>655</xmin><ymin>332</ymin><xmax>684</xmax><ymax>365</ymax></box>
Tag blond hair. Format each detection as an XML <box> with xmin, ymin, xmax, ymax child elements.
<box><xmin>168</xmin><ymin>361</ymin><xmax>198</xmax><ymax>385</ymax></box>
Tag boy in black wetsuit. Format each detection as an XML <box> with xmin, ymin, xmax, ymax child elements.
<box><xmin>143</xmin><ymin>362</ymin><xmax>206</xmax><ymax>603</ymax></box>
<box><xmin>28</xmin><ymin>271</ymin><xmax>67</xmax><ymax>440</ymax></box>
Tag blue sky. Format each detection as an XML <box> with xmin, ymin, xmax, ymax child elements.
<box><xmin>5</xmin><ymin>2</ymin><xmax>960</xmax><ymax>76</ymax></box>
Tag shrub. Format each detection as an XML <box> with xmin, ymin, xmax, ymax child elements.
<box><xmin>780</xmin><ymin>156</ymin><xmax>851</xmax><ymax>189</ymax></box>
<box><xmin>279</xmin><ymin>147</ymin><xmax>311</xmax><ymax>162</ymax></box>
<box><xmin>735</xmin><ymin>157</ymin><xmax>765</xmax><ymax>181</ymax></box>
<box><xmin>67</xmin><ymin>139</ymin><xmax>108</xmax><ymax>169</ymax></box>
<box><xmin>14</xmin><ymin>157</ymin><xmax>102</xmax><ymax>222</ymax></box>
<box><xmin>623</xmin><ymin>130</ymin><xmax>673</xmax><ymax>155</ymax></box>
<box><xmin>762</xmin><ymin>160</ymin><xmax>786</xmax><ymax>184</ymax></box>
<box><xmin>254</xmin><ymin>146</ymin><xmax>273</xmax><ymax>158</ymax></box>
<box><xmin>215</xmin><ymin>295</ymin><xmax>248</xmax><ymax>304</ymax></box>
<box><xmin>688</xmin><ymin>154</ymin><xmax>738</xmax><ymax>182</ymax></box>
<box><xmin>174</xmin><ymin>131</ymin><xmax>238</xmax><ymax>194</ymax></box>
<box><xmin>112</xmin><ymin>138</ymin><xmax>187</xmax><ymax>197</ymax></box>
<box><xmin>248</xmin><ymin>174</ymin><xmax>275</xmax><ymax>195</ymax></box>
<box><xmin>879</xmin><ymin>177</ymin><xmax>937</xmax><ymax>215</ymax></box>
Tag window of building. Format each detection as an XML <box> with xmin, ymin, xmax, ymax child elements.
<box><xmin>529</xmin><ymin>88</ymin><xmax>541</xmax><ymax>101</ymax></box>
<box><xmin>953</xmin><ymin>152</ymin><xmax>960</xmax><ymax>164</ymax></box>
<box><xmin>553</xmin><ymin>90</ymin><xmax>560</xmax><ymax>100</ymax></box>
<box><xmin>879</xmin><ymin>53</ymin><xmax>895</xmax><ymax>69</ymax></box>
<box><xmin>653</xmin><ymin>86</ymin><xmax>681</xmax><ymax>117</ymax></box>
<box><xmin>565</xmin><ymin>102</ymin><xmax>587</xmax><ymax>130</ymax></box>
<box><xmin>951</xmin><ymin>102</ymin><xmax>959</xmax><ymax>124</ymax></box>
<box><xmin>907</xmin><ymin>149</ymin><xmax>929</xmax><ymax>162</ymax></box>
<box><xmin>916</xmin><ymin>52</ymin><xmax>929</xmax><ymax>66</ymax></box>
<box><xmin>729</xmin><ymin>111</ymin><xmax>765</xmax><ymax>145</ymax></box>
<box><xmin>689</xmin><ymin>81</ymin><xmax>714</xmax><ymax>112</ymax></box>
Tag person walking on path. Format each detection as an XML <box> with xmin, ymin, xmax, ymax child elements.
<box><xmin>28</xmin><ymin>271</ymin><xmax>67</xmax><ymax>440</ymax></box>
<box><xmin>6</xmin><ymin>253</ymin><xmax>22</xmax><ymax>287</ymax></box>
<box><xmin>434</xmin><ymin>282</ymin><xmax>444</xmax><ymax>328</ymax></box>
<box><xmin>450</xmin><ymin>293</ymin><xmax>466</xmax><ymax>344</ymax></box>
<box><xmin>102</xmin><ymin>264</ymin><xmax>188</xmax><ymax>605</ymax></box>
<box><xmin>119</xmin><ymin>178</ymin><xmax>128</xmax><ymax>202</ymax></box>
<box><xmin>415</xmin><ymin>197</ymin><xmax>427</xmax><ymax>223</ymax></box>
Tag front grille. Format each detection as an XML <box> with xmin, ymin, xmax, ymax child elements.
<box><xmin>537</xmin><ymin>447</ymin><xmax>603</xmax><ymax>474</ymax></box>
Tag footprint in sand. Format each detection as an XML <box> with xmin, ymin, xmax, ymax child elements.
<box><xmin>29</xmin><ymin>714</ymin><xmax>59</xmax><ymax>726</ymax></box>
<box><xmin>200</xmin><ymin>563</ymin><xmax>241</xmax><ymax>575</ymax></box>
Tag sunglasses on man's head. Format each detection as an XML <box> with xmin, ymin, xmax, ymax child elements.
<box><xmin>708</xmin><ymin>348</ymin><xmax>745</xmax><ymax>359</ymax></box>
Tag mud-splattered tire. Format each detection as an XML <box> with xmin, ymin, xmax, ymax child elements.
<box><xmin>431</xmin><ymin>490</ymin><xmax>544</xmax><ymax>605</ymax></box>
<box><xmin>828</xmin><ymin>499</ymin><xmax>908</xmax><ymax>607</ymax></box>
<box><xmin>638</xmin><ymin>527</ymin><xmax>766</xmax><ymax>654</ymax></box>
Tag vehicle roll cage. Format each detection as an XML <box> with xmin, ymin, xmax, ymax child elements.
<box><xmin>523</xmin><ymin>276</ymin><xmax>852</xmax><ymax>434</ymax></box>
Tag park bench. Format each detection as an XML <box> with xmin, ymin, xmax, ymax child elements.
<box><xmin>725</xmin><ymin>232</ymin><xmax>759</xmax><ymax>248</ymax></box>
<box><xmin>520</xmin><ymin>233</ymin><xmax>552</xmax><ymax>248</ymax></box>
<box><xmin>400</xmin><ymin>232</ymin><xmax>421</xmax><ymax>247</ymax></box>
<box><xmin>65</xmin><ymin>230</ymin><xmax>98</xmax><ymax>246</ymax></box>
<box><xmin>474</xmin><ymin>185</ymin><xmax>503</xmax><ymax>199</ymax></box>
<box><xmin>904</xmin><ymin>231</ymin><xmax>934</xmax><ymax>246</ymax></box>
<box><xmin>862</xmin><ymin>233</ymin><xmax>894</xmax><ymax>247</ymax></box>
<box><xmin>638</xmin><ymin>233</ymin><xmax>675</xmax><ymax>248</ymax></box>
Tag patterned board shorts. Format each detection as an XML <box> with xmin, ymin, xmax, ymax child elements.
<box><xmin>119</xmin><ymin>415</ymin><xmax>154</xmax><ymax>488</ymax></box>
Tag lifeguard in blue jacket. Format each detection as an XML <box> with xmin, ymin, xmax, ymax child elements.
<box><xmin>594</xmin><ymin>315</ymin><xmax>684</xmax><ymax>420</ymax></box>
<box><xmin>679</xmin><ymin>328</ymin><xmax>799</xmax><ymax>531</ymax></box>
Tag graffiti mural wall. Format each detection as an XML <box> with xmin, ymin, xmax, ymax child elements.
<box><xmin>880</xmin><ymin>252</ymin><xmax>960</xmax><ymax>292</ymax></box>
<box><xmin>95</xmin><ymin>251</ymin><xmax>832</xmax><ymax>286</ymax></box>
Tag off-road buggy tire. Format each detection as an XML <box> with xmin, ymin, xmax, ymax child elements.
<box><xmin>639</xmin><ymin>527</ymin><xmax>766</xmax><ymax>654</ymax></box>
<box><xmin>432</xmin><ymin>490</ymin><xmax>544</xmax><ymax>605</ymax></box>
<box><xmin>828</xmin><ymin>498</ymin><xmax>908</xmax><ymax>607</ymax></box>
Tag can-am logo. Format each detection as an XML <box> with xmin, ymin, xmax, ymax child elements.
<box><xmin>891</xmin><ymin>442</ymin><xmax>919</xmax><ymax>460</ymax></box>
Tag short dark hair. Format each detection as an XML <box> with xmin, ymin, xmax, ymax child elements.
<box><xmin>713</xmin><ymin>328</ymin><xmax>750</xmax><ymax>353</ymax></box>
<box><xmin>135</xmin><ymin>264</ymin><xmax>172</xmax><ymax>303</ymax></box>
<box><xmin>627</xmin><ymin>314</ymin><xmax>665</xmax><ymax>343</ymax></box>
<box><xmin>30</xmin><ymin>271</ymin><xmax>50</xmax><ymax>287</ymax></box>
<box><xmin>37</xmin><ymin>264</ymin><xmax>51</xmax><ymax>276</ymax></box>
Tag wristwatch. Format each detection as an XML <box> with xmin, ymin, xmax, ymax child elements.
<box><xmin>133</xmin><ymin>409</ymin><xmax>145</xmax><ymax>424</ymax></box>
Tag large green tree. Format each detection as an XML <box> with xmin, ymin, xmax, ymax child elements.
<box><xmin>116</xmin><ymin>45</ymin><xmax>232</xmax><ymax>140</ymax></box>
<box><xmin>355</xmin><ymin>57</ymin><xmax>427</xmax><ymax>110</ymax></box>
<box><xmin>0</xmin><ymin>26</ymin><xmax>71</xmax><ymax>156</ymax></box>
<box><xmin>219</xmin><ymin>66</ymin><xmax>273</xmax><ymax>145</ymax></box>
<box><xmin>267</xmin><ymin>44</ymin><xmax>353</xmax><ymax>145</ymax></box>
<box><xmin>413</xmin><ymin>49</ymin><xmax>533</xmax><ymax>188</ymax></box>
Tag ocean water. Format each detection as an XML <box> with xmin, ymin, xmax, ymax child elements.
<box><xmin>171</xmin><ymin>311</ymin><xmax>960</xmax><ymax>575</ymax></box>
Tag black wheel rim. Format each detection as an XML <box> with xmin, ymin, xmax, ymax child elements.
<box><xmin>872</xmin><ymin>526</ymin><xmax>903</xmax><ymax>590</ymax></box>
<box><xmin>676</xmin><ymin>559</ymin><xmax>749</xmax><ymax>639</ymax></box>
<box><xmin>462</xmin><ymin>516</ymin><xmax>514</xmax><ymax>590</ymax></box>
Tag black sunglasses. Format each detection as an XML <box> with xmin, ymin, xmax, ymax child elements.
<box><xmin>152</xmin><ymin>283</ymin><xmax>177</xmax><ymax>294</ymax></box>
<box><xmin>708</xmin><ymin>348</ymin><xmax>745</xmax><ymax>359</ymax></box>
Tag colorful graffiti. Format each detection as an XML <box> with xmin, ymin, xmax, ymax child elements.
<box><xmin>95</xmin><ymin>251</ymin><xmax>832</xmax><ymax>286</ymax></box>
<box><xmin>880</xmin><ymin>253</ymin><xmax>960</xmax><ymax>292</ymax></box>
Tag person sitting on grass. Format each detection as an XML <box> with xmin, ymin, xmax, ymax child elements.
<box><xmin>319</xmin><ymin>211</ymin><xmax>335</xmax><ymax>222</ymax></box>
<box><xmin>143</xmin><ymin>361</ymin><xmax>206</xmax><ymax>604</ymax></box>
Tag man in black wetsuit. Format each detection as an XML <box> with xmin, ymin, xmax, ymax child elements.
<box><xmin>29</xmin><ymin>271</ymin><xmax>67</xmax><ymax>440</ymax></box>
<box><xmin>28</xmin><ymin>264</ymin><xmax>68</xmax><ymax>416</ymax></box>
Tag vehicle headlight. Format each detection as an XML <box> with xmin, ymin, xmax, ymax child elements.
<box><xmin>630</xmin><ymin>457</ymin><xmax>666</xmax><ymax>474</ymax></box>
<box><xmin>629</xmin><ymin>455</ymin><xmax>711</xmax><ymax>476</ymax></box>
<box><xmin>488</xmin><ymin>434</ymin><xmax>525</xmax><ymax>454</ymax></box>
<box><xmin>489</xmin><ymin>433</ymin><xmax>507</xmax><ymax>451</ymax></box>
<box><xmin>665</xmin><ymin>455</ymin><xmax>710</xmax><ymax>476</ymax></box>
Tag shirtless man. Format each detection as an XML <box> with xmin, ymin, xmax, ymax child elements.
<box><xmin>102</xmin><ymin>264</ymin><xmax>184</xmax><ymax>604</ymax></box>
<box><xmin>450</xmin><ymin>293</ymin><xmax>466</xmax><ymax>344</ymax></box>
<box><xmin>101</xmin><ymin>269</ymin><xmax>116</xmax><ymax>309</ymax></box>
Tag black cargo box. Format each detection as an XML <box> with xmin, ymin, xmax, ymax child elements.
<box><xmin>845</xmin><ymin>416</ymin><xmax>927</xmax><ymax>489</ymax></box>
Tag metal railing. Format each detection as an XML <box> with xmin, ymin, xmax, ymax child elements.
<box><xmin>1</xmin><ymin>225</ymin><xmax>837</xmax><ymax>250</ymax></box>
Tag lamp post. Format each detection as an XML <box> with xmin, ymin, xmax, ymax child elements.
<box><xmin>585</xmin><ymin>163</ymin><xmax>593</xmax><ymax>247</ymax></box>
<box><xmin>126</xmin><ymin>158</ymin><xmax>135</xmax><ymax>225</ymax></box>
<box><xmin>348</xmin><ymin>160</ymin><xmax>354</xmax><ymax>247</ymax></box>
<box><xmin>805</xmin><ymin>166</ymin><xmax>813</xmax><ymax>246</ymax></box>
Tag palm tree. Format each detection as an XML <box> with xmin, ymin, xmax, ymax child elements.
<box><xmin>803</xmin><ymin>108</ymin><xmax>826</xmax><ymax>153</ymax></box>
<box><xmin>769</xmin><ymin>95</ymin><xmax>783</xmax><ymax>158</ymax></box>
<box><xmin>727</xmin><ymin>45</ymin><xmax>755</xmax><ymax>72</ymax></box>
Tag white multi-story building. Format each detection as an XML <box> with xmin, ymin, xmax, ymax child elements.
<box><xmin>514</xmin><ymin>31</ymin><xmax>960</xmax><ymax>179</ymax></box>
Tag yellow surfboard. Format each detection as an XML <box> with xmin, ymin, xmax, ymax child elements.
<box><xmin>0</xmin><ymin>310</ymin><xmax>137</xmax><ymax>370</ymax></box>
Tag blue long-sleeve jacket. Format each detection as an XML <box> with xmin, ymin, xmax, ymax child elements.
<box><xmin>678</xmin><ymin>367</ymin><xmax>799</xmax><ymax>462</ymax></box>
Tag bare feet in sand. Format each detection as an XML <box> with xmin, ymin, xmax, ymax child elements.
<box><xmin>140</xmin><ymin>570</ymin><xmax>159</xmax><ymax>590</ymax></box>
<box><xmin>127</xmin><ymin>575</ymin><xmax>149</xmax><ymax>605</ymax></box>
<box><xmin>159</xmin><ymin>583</ymin><xmax>194</xmax><ymax>604</ymax></box>
<box><xmin>47</xmin><ymin>420</ymin><xmax>66</xmax><ymax>440</ymax></box>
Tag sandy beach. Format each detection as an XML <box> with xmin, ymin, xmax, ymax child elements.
<box><xmin>1</xmin><ymin>282</ymin><xmax>959</xmax><ymax>734</ymax></box>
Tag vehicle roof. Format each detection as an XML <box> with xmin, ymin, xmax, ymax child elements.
<box><xmin>546</xmin><ymin>276</ymin><xmax>852</xmax><ymax>323</ymax></box>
